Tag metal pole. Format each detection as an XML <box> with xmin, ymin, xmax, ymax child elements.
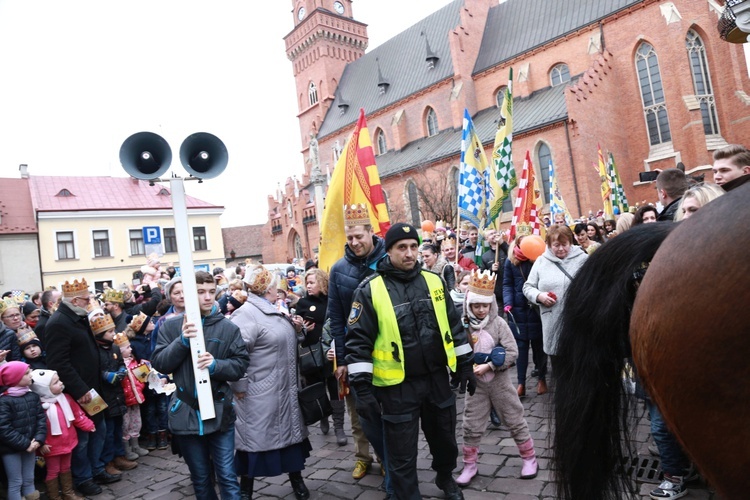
<box><xmin>170</xmin><ymin>177</ymin><xmax>215</xmax><ymax>420</ymax></box>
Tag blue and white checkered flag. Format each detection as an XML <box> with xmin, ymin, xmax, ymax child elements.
<box><xmin>458</xmin><ymin>110</ymin><xmax>489</xmax><ymax>229</ymax></box>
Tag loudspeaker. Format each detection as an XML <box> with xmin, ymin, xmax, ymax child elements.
<box><xmin>119</xmin><ymin>132</ymin><xmax>172</xmax><ymax>180</ymax></box>
<box><xmin>179</xmin><ymin>132</ymin><xmax>228</xmax><ymax>180</ymax></box>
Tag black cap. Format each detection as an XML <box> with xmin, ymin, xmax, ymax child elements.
<box><xmin>384</xmin><ymin>223</ymin><xmax>420</xmax><ymax>250</ymax></box>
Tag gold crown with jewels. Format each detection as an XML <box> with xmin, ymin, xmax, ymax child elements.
<box><xmin>113</xmin><ymin>332</ymin><xmax>130</xmax><ymax>348</ymax></box>
<box><xmin>343</xmin><ymin>204</ymin><xmax>370</xmax><ymax>227</ymax></box>
<box><xmin>90</xmin><ymin>314</ymin><xmax>115</xmax><ymax>335</ymax></box>
<box><xmin>62</xmin><ymin>278</ymin><xmax>90</xmax><ymax>299</ymax></box>
<box><xmin>468</xmin><ymin>269</ymin><xmax>496</xmax><ymax>296</ymax></box>
<box><xmin>102</xmin><ymin>289</ymin><xmax>125</xmax><ymax>304</ymax></box>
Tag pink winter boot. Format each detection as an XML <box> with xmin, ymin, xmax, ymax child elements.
<box><xmin>518</xmin><ymin>438</ymin><xmax>538</xmax><ymax>479</ymax></box>
<box><xmin>456</xmin><ymin>445</ymin><xmax>479</xmax><ymax>486</ymax></box>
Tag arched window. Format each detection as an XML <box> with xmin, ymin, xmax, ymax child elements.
<box><xmin>308</xmin><ymin>81</ymin><xmax>318</xmax><ymax>106</ymax></box>
<box><xmin>407</xmin><ymin>181</ymin><xmax>421</xmax><ymax>226</ymax></box>
<box><xmin>549</xmin><ymin>64</ymin><xmax>570</xmax><ymax>86</ymax></box>
<box><xmin>537</xmin><ymin>143</ymin><xmax>552</xmax><ymax>203</ymax></box>
<box><xmin>375</xmin><ymin>128</ymin><xmax>387</xmax><ymax>155</ymax></box>
<box><xmin>495</xmin><ymin>86</ymin><xmax>507</xmax><ymax>108</ymax></box>
<box><xmin>686</xmin><ymin>30</ymin><xmax>719</xmax><ymax>136</ymax></box>
<box><xmin>293</xmin><ymin>233</ymin><xmax>304</xmax><ymax>260</ymax></box>
<box><xmin>425</xmin><ymin>107</ymin><xmax>439</xmax><ymax>137</ymax></box>
<box><xmin>635</xmin><ymin>42</ymin><xmax>671</xmax><ymax>145</ymax></box>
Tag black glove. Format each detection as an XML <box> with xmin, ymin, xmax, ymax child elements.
<box><xmin>352</xmin><ymin>382</ymin><xmax>381</xmax><ymax>421</ymax></box>
<box><xmin>458</xmin><ymin>362</ymin><xmax>477</xmax><ymax>396</ymax></box>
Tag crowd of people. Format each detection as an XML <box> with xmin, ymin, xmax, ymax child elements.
<box><xmin>0</xmin><ymin>144</ymin><xmax>746</xmax><ymax>499</ymax></box>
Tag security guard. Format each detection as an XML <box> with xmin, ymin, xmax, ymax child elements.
<box><xmin>346</xmin><ymin>223</ymin><xmax>476</xmax><ymax>500</ymax></box>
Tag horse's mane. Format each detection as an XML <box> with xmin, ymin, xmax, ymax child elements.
<box><xmin>552</xmin><ymin>223</ymin><xmax>676</xmax><ymax>500</ymax></box>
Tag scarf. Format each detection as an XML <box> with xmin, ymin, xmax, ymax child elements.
<box><xmin>465</xmin><ymin>306</ymin><xmax>490</xmax><ymax>331</ymax></box>
<box><xmin>42</xmin><ymin>394</ymin><xmax>75</xmax><ymax>435</ymax></box>
<box><xmin>3</xmin><ymin>386</ymin><xmax>30</xmax><ymax>397</ymax></box>
<box><xmin>513</xmin><ymin>245</ymin><xmax>529</xmax><ymax>262</ymax></box>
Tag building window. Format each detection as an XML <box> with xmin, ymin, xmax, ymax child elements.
<box><xmin>686</xmin><ymin>30</ymin><xmax>719</xmax><ymax>136</ymax></box>
<box><xmin>407</xmin><ymin>181</ymin><xmax>421</xmax><ymax>226</ymax></box>
<box><xmin>636</xmin><ymin>42</ymin><xmax>671</xmax><ymax>146</ymax></box>
<box><xmin>193</xmin><ymin>226</ymin><xmax>208</xmax><ymax>251</ymax></box>
<box><xmin>375</xmin><ymin>128</ymin><xmax>387</xmax><ymax>155</ymax></box>
<box><xmin>164</xmin><ymin>228</ymin><xmax>177</xmax><ymax>253</ymax></box>
<box><xmin>425</xmin><ymin>107</ymin><xmax>438</xmax><ymax>137</ymax></box>
<box><xmin>495</xmin><ymin>86</ymin><xmax>507</xmax><ymax>108</ymax></box>
<box><xmin>294</xmin><ymin>233</ymin><xmax>304</xmax><ymax>260</ymax></box>
<box><xmin>308</xmin><ymin>81</ymin><xmax>318</xmax><ymax>106</ymax></box>
<box><xmin>537</xmin><ymin>143</ymin><xmax>552</xmax><ymax>203</ymax></box>
<box><xmin>549</xmin><ymin>63</ymin><xmax>570</xmax><ymax>86</ymax></box>
<box><xmin>129</xmin><ymin>229</ymin><xmax>144</xmax><ymax>256</ymax></box>
<box><xmin>92</xmin><ymin>230</ymin><xmax>110</xmax><ymax>258</ymax></box>
<box><xmin>56</xmin><ymin>232</ymin><xmax>75</xmax><ymax>260</ymax></box>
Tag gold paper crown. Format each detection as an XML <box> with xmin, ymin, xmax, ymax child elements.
<box><xmin>102</xmin><ymin>289</ymin><xmax>125</xmax><ymax>304</ymax></box>
<box><xmin>113</xmin><ymin>332</ymin><xmax>130</xmax><ymax>348</ymax></box>
<box><xmin>62</xmin><ymin>279</ymin><xmax>89</xmax><ymax>299</ymax></box>
<box><xmin>16</xmin><ymin>326</ymin><xmax>38</xmax><ymax>346</ymax></box>
<box><xmin>343</xmin><ymin>204</ymin><xmax>370</xmax><ymax>227</ymax></box>
<box><xmin>0</xmin><ymin>298</ymin><xmax>20</xmax><ymax>317</ymax></box>
<box><xmin>90</xmin><ymin>314</ymin><xmax>115</xmax><ymax>335</ymax></box>
<box><xmin>129</xmin><ymin>312</ymin><xmax>148</xmax><ymax>333</ymax></box>
<box><xmin>460</xmin><ymin>221</ymin><xmax>475</xmax><ymax>231</ymax></box>
<box><xmin>435</xmin><ymin>220</ymin><xmax>446</xmax><ymax>229</ymax></box>
<box><xmin>468</xmin><ymin>269</ymin><xmax>497</xmax><ymax>296</ymax></box>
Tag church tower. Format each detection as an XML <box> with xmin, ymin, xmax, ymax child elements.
<box><xmin>284</xmin><ymin>0</ymin><xmax>368</xmax><ymax>152</ymax></box>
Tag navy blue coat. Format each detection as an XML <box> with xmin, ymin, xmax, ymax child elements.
<box><xmin>326</xmin><ymin>236</ymin><xmax>386</xmax><ymax>365</ymax></box>
<box><xmin>502</xmin><ymin>259</ymin><xmax>543</xmax><ymax>342</ymax></box>
<box><xmin>0</xmin><ymin>391</ymin><xmax>47</xmax><ymax>454</ymax></box>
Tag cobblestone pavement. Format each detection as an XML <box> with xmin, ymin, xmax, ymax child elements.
<box><xmin>83</xmin><ymin>389</ymin><xmax>717</xmax><ymax>500</ymax></box>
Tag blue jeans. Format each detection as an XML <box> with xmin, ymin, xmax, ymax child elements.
<box><xmin>72</xmin><ymin>415</ymin><xmax>107</xmax><ymax>484</ymax></box>
<box><xmin>647</xmin><ymin>400</ymin><xmax>690</xmax><ymax>476</ymax></box>
<box><xmin>1</xmin><ymin>451</ymin><xmax>36</xmax><ymax>500</ymax></box>
<box><xmin>100</xmin><ymin>415</ymin><xmax>125</xmax><ymax>466</ymax></box>
<box><xmin>350</xmin><ymin>384</ymin><xmax>393</xmax><ymax>495</ymax></box>
<box><xmin>176</xmin><ymin>428</ymin><xmax>240</xmax><ymax>500</ymax></box>
<box><xmin>144</xmin><ymin>390</ymin><xmax>169</xmax><ymax>433</ymax></box>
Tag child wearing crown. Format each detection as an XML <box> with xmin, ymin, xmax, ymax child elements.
<box><xmin>17</xmin><ymin>327</ymin><xmax>46</xmax><ymax>370</ymax></box>
<box><xmin>455</xmin><ymin>269</ymin><xmax>538</xmax><ymax>486</ymax></box>
<box><xmin>90</xmin><ymin>315</ymin><xmax>138</xmax><ymax>475</ymax></box>
<box><xmin>30</xmin><ymin>369</ymin><xmax>95</xmax><ymax>500</ymax></box>
<box><xmin>115</xmin><ymin>333</ymin><xmax>150</xmax><ymax>459</ymax></box>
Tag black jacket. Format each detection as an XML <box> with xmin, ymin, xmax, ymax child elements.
<box><xmin>0</xmin><ymin>327</ymin><xmax>22</xmax><ymax>363</ymax></box>
<box><xmin>345</xmin><ymin>258</ymin><xmax>472</xmax><ymax>385</ymax></box>
<box><xmin>502</xmin><ymin>259</ymin><xmax>543</xmax><ymax>342</ymax></box>
<box><xmin>124</xmin><ymin>287</ymin><xmax>163</xmax><ymax>317</ymax></box>
<box><xmin>34</xmin><ymin>307</ymin><xmax>53</xmax><ymax>348</ymax></box>
<box><xmin>326</xmin><ymin>236</ymin><xmax>386</xmax><ymax>365</ymax></box>
<box><xmin>0</xmin><ymin>391</ymin><xmax>47</xmax><ymax>454</ymax></box>
<box><xmin>97</xmin><ymin>343</ymin><xmax>127</xmax><ymax>417</ymax></box>
<box><xmin>45</xmin><ymin>301</ymin><xmax>102</xmax><ymax>401</ymax></box>
<box><xmin>481</xmin><ymin>242</ymin><xmax>510</xmax><ymax>308</ymax></box>
<box><xmin>295</xmin><ymin>293</ymin><xmax>328</xmax><ymax>346</ymax></box>
<box><xmin>658</xmin><ymin>197</ymin><xmax>681</xmax><ymax>222</ymax></box>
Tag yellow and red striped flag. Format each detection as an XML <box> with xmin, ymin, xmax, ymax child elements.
<box><xmin>319</xmin><ymin>109</ymin><xmax>390</xmax><ymax>272</ymax></box>
<box><xmin>597</xmin><ymin>144</ymin><xmax>615</xmax><ymax>220</ymax></box>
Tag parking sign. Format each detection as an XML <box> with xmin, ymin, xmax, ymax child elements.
<box><xmin>143</xmin><ymin>226</ymin><xmax>164</xmax><ymax>257</ymax></box>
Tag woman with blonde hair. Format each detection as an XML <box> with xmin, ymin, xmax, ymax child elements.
<box><xmin>675</xmin><ymin>183</ymin><xmax>725</xmax><ymax>221</ymax></box>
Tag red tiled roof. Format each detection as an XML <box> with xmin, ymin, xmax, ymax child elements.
<box><xmin>29</xmin><ymin>176</ymin><xmax>223</xmax><ymax>212</ymax></box>
<box><xmin>0</xmin><ymin>179</ymin><xmax>37</xmax><ymax>234</ymax></box>
<box><xmin>222</xmin><ymin>225</ymin><xmax>265</xmax><ymax>258</ymax></box>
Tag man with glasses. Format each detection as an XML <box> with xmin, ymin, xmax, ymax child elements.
<box><xmin>46</xmin><ymin>278</ymin><xmax>111</xmax><ymax>496</ymax></box>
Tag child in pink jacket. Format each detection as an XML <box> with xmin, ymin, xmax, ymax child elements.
<box><xmin>30</xmin><ymin>369</ymin><xmax>94</xmax><ymax>500</ymax></box>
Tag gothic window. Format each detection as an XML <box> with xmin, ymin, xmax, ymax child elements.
<box><xmin>549</xmin><ymin>64</ymin><xmax>570</xmax><ymax>86</ymax></box>
<box><xmin>495</xmin><ymin>86</ymin><xmax>507</xmax><ymax>108</ymax></box>
<box><xmin>294</xmin><ymin>233</ymin><xmax>304</xmax><ymax>260</ymax></box>
<box><xmin>686</xmin><ymin>30</ymin><xmax>719</xmax><ymax>136</ymax></box>
<box><xmin>375</xmin><ymin>128</ymin><xmax>387</xmax><ymax>155</ymax></box>
<box><xmin>537</xmin><ymin>142</ymin><xmax>552</xmax><ymax>203</ymax></box>
<box><xmin>308</xmin><ymin>81</ymin><xmax>318</xmax><ymax>106</ymax></box>
<box><xmin>636</xmin><ymin>42</ymin><xmax>671</xmax><ymax>145</ymax></box>
<box><xmin>425</xmin><ymin>107</ymin><xmax>438</xmax><ymax>137</ymax></box>
<box><xmin>407</xmin><ymin>181</ymin><xmax>421</xmax><ymax>226</ymax></box>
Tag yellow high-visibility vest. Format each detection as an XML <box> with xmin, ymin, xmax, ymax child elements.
<box><xmin>369</xmin><ymin>271</ymin><xmax>456</xmax><ymax>387</ymax></box>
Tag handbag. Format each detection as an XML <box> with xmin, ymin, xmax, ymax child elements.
<box><xmin>298</xmin><ymin>341</ymin><xmax>326</xmax><ymax>376</ymax></box>
<box><xmin>298</xmin><ymin>381</ymin><xmax>332</xmax><ymax>425</ymax></box>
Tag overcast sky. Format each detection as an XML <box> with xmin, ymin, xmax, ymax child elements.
<box><xmin>0</xmin><ymin>0</ymin><xmax>456</xmax><ymax>227</ymax></box>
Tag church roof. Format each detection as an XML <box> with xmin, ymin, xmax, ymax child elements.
<box><xmin>474</xmin><ymin>0</ymin><xmax>643</xmax><ymax>74</ymax></box>
<box><xmin>317</xmin><ymin>0</ymin><xmax>463</xmax><ymax>138</ymax></box>
<box><xmin>376</xmin><ymin>80</ymin><xmax>572</xmax><ymax>177</ymax></box>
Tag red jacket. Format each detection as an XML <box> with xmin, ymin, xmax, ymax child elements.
<box><xmin>121</xmin><ymin>358</ymin><xmax>146</xmax><ymax>407</ymax></box>
<box><xmin>41</xmin><ymin>394</ymin><xmax>95</xmax><ymax>457</ymax></box>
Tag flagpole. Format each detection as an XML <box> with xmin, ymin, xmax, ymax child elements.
<box><xmin>454</xmin><ymin>210</ymin><xmax>461</xmax><ymax>267</ymax></box>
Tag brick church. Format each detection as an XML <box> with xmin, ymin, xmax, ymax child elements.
<box><xmin>259</xmin><ymin>0</ymin><xmax>750</xmax><ymax>264</ymax></box>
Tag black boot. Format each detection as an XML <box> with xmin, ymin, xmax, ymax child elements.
<box><xmin>490</xmin><ymin>407</ymin><xmax>502</xmax><ymax>428</ymax></box>
<box><xmin>288</xmin><ymin>471</ymin><xmax>310</xmax><ymax>500</ymax></box>
<box><xmin>240</xmin><ymin>475</ymin><xmax>253</xmax><ymax>500</ymax></box>
<box><xmin>435</xmin><ymin>472</ymin><xmax>464</xmax><ymax>500</ymax></box>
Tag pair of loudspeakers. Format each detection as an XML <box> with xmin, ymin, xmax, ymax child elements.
<box><xmin>120</xmin><ymin>131</ymin><xmax>228</xmax><ymax>180</ymax></box>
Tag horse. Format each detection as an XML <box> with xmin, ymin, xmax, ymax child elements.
<box><xmin>551</xmin><ymin>182</ymin><xmax>750</xmax><ymax>500</ymax></box>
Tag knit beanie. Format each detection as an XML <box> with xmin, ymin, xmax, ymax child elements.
<box><xmin>384</xmin><ymin>223</ymin><xmax>419</xmax><ymax>250</ymax></box>
<box><xmin>164</xmin><ymin>277</ymin><xmax>182</xmax><ymax>300</ymax></box>
<box><xmin>0</xmin><ymin>361</ymin><xmax>28</xmax><ymax>387</ymax></box>
<box><xmin>22</xmin><ymin>301</ymin><xmax>39</xmax><ymax>317</ymax></box>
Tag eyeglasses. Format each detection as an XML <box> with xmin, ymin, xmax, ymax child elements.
<box><xmin>2</xmin><ymin>313</ymin><xmax>22</xmax><ymax>320</ymax></box>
